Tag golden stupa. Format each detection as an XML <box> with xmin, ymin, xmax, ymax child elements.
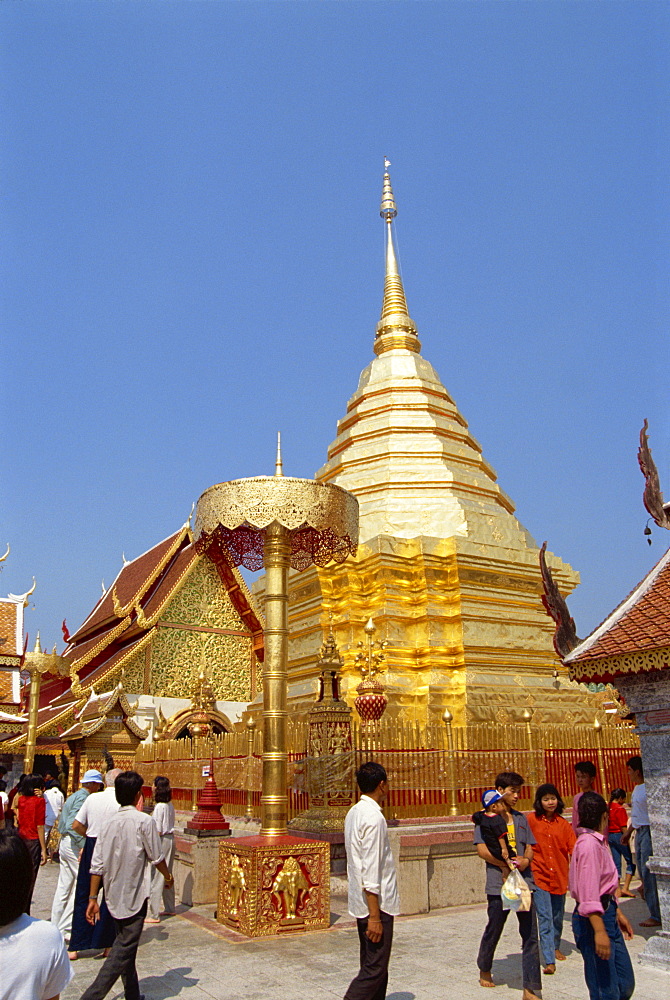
<box><xmin>257</xmin><ymin>164</ymin><xmax>586</xmax><ymax>726</ymax></box>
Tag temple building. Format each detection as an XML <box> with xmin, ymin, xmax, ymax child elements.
<box><xmin>0</xmin><ymin>522</ymin><xmax>263</xmax><ymax>778</ymax></box>
<box><xmin>0</xmin><ymin>551</ymin><xmax>33</xmax><ymax>741</ymax></box>
<box><xmin>258</xmin><ymin>166</ymin><xmax>589</xmax><ymax>725</ymax></box>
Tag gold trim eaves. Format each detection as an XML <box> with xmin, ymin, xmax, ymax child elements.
<box><xmin>569</xmin><ymin>646</ymin><xmax>670</xmax><ymax>683</ymax></box>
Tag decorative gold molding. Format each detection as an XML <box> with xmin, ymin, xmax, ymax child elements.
<box><xmin>569</xmin><ymin>646</ymin><xmax>670</xmax><ymax>682</ymax></box>
<box><xmin>68</xmin><ymin>617</ymin><xmax>132</xmax><ymax>674</ymax></box>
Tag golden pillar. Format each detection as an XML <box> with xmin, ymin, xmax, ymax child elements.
<box><xmin>442</xmin><ymin>707</ymin><xmax>458</xmax><ymax>817</ymax></box>
<box><xmin>260</xmin><ymin>521</ymin><xmax>291</xmax><ymax>834</ymax></box>
<box><xmin>522</xmin><ymin>707</ymin><xmax>539</xmax><ymax>789</ymax></box>
<box><xmin>593</xmin><ymin>717</ymin><xmax>607</xmax><ymax>794</ymax></box>
<box><xmin>245</xmin><ymin>717</ymin><xmax>256</xmax><ymax>819</ymax></box>
<box><xmin>22</xmin><ymin>635</ymin><xmax>70</xmax><ymax>774</ymax></box>
<box><xmin>194</xmin><ymin>441</ymin><xmax>359</xmax><ymax>936</ymax></box>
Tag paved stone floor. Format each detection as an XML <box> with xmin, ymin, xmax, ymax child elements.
<box><xmin>32</xmin><ymin>862</ymin><xmax>668</xmax><ymax>1000</ymax></box>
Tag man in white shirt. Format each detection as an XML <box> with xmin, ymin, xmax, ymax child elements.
<box><xmin>622</xmin><ymin>755</ymin><xmax>661</xmax><ymax>927</ymax></box>
<box><xmin>80</xmin><ymin>770</ymin><xmax>173</xmax><ymax>1000</ymax></box>
<box><xmin>68</xmin><ymin>767</ymin><xmax>123</xmax><ymax>958</ymax></box>
<box><xmin>344</xmin><ymin>761</ymin><xmax>400</xmax><ymax>1000</ymax></box>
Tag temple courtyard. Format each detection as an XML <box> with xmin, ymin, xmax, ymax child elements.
<box><xmin>32</xmin><ymin>862</ymin><xmax>668</xmax><ymax>1000</ymax></box>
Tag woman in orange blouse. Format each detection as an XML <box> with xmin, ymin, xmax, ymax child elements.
<box><xmin>527</xmin><ymin>783</ymin><xmax>577</xmax><ymax>975</ymax></box>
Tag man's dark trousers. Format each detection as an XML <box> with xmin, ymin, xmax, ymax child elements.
<box><xmin>344</xmin><ymin>911</ymin><xmax>394</xmax><ymax>1000</ymax></box>
<box><xmin>80</xmin><ymin>900</ymin><xmax>147</xmax><ymax>1000</ymax></box>
<box><xmin>477</xmin><ymin>895</ymin><xmax>541</xmax><ymax>993</ymax></box>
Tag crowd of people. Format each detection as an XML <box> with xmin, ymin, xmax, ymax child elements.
<box><xmin>343</xmin><ymin>755</ymin><xmax>660</xmax><ymax>1000</ymax></box>
<box><xmin>0</xmin><ymin>765</ymin><xmax>176</xmax><ymax>1000</ymax></box>
<box><xmin>0</xmin><ymin>753</ymin><xmax>662</xmax><ymax>1000</ymax></box>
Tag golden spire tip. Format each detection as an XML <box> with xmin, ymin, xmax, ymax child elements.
<box><xmin>375</xmin><ymin>159</ymin><xmax>420</xmax><ymax>355</ymax></box>
<box><xmin>380</xmin><ymin>158</ymin><xmax>397</xmax><ymax>220</ymax></box>
<box><xmin>274</xmin><ymin>431</ymin><xmax>284</xmax><ymax>477</ymax></box>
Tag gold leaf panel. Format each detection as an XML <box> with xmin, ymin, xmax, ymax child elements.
<box><xmin>150</xmin><ymin>627</ymin><xmax>251</xmax><ymax>702</ymax></box>
<box><xmin>161</xmin><ymin>557</ymin><xmax>246</xmax><ymax>631</ymax></box>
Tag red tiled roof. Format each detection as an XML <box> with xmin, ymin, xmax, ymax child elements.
<box><xmin>0</xmin><ymin>599</ymin><xmax>21</xmax><ymax>657</ymax></box>
<box><xmin>141</xmin><ymin>544</ymin><xmax>199</xmax><ymax>617</ymax></box>
<box><xmin>0</xmin><ymin>671</ymin><xmax>16</xmax><ymax>702</ymax></box>
<box><xmin>566</xmin><ymin>547</ymin><xmax>670</xmax><ymax>663</ymax></box>
<box><xmin>69</xmin><ymin>530</ymin><xmax>187</xmax><ymax>642</ymax></box>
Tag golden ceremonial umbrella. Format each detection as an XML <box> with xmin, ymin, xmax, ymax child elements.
<box><xmin>195</xmin><ymin>445</ymin><xmax>359</xmax><ymax>836</ymax></box>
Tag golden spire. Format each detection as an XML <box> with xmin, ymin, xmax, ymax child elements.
<box><xmin>375</xmin><ymin>159</ymin><xmax>421</xmax><ymax>356</ymax></box>
<box><xmin>274</xmin><ymin>432</ymin><xmax>284</xmax><ymax>477</ymax></box>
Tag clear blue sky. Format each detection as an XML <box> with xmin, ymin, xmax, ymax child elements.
<box><xmin>2</xmin><ymin>1</ymin><xmax>668</xmax><ymax>651</ymax></box>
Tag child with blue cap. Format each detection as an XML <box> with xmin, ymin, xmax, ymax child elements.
<box><xmin>472</xmin><ymin>789</ymin><xmax>516</xmax><ymax>866</ymax></box>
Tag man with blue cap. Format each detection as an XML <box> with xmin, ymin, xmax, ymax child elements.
<box><xmin>50</xmin><ymin>769</ymin><xmax>104</xmax><ymax>943</ymax></box>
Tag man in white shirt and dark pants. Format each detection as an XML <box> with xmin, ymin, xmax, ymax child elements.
<box><xmin>344</xmin><ymin>761</ymin><xmax>400</xmax><ymax>1000</ymax></box>
<box><xmin>80</xmin><ymin>771</ymin><xmax>174</xmax><ymax>1000</ymax></box>
<box><xmin>622</xmin><ymin>754</ymin><xmax>661</xmax><ymax>927</ymax></box>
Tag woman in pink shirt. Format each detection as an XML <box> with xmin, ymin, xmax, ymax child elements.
<box><xmin>569</xmin><ymin>791</ymin><xmax>634</xmax><ymax>1000</ymax></box>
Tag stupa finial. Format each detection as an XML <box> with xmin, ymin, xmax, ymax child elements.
<box><xmin>375</xmin><ymin>159</ymin><xmax>421</xmax><ymax>356</ymax></box>
<box><xmin>274</xmin><ymin>432</ymin><xmax>284</xmax><ymax>477</ymax></box>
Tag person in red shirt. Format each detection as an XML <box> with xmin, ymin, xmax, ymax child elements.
<box><xmin>527</xmin><ymin>782</ymin><xmax>576</xmax><ymax>976</ymax></box>
<box><xmin>16</xmin><ymin>774</ymin><xmax>47</xmax><ymax>913</ymax></box>
<box><xmin>608</xmin><ymin>788</ymin><xmax>636</xmax><ymax>898</ymax></box>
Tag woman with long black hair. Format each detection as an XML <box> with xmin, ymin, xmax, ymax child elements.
<box><xmin>146</xmin><ymin>776</ymin><xmax>176</xmax><ymax>923</ymax></box>
<box><xmin>16</xmin><ymin>774</ymin><xmax>46</xmax><ymax>912</ymax></box>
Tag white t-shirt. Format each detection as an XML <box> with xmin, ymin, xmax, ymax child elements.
<box><xmin>631</xmin><ymin>783</ymin><xmax>650</xmax><ymax>828</ymax></box>
<box><xmin>44</xmin><ymin>787</ymin><xmax>64</xmax><ymax>828</ymax></box>
<box><xmin>344</xmin><ymin>795</ymin><xmax>400</xmax><ymax>919</ymax></box>
<box><xmin>152</xmin><ymin>801</ymin><xmax>175</xmax><ymax>836</ymax></box>
<box><xmin>0</xmin><ymin>913</ymin><xmax>73</xmax><ymax>1000</ymax></box>
<box><xmin>74</xmin><ymin>785</ymin><xmax>121</xmax><ymax>837</ymax></box>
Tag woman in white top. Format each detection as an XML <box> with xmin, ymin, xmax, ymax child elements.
<box><xmin>43</xmin><ymin>777</ymin><xmax>64</xmax><ymax>861</ymax></box>
<box><xmin>146</xmin><ymin>776</ymin><xmax>176</xmax><ymax>922</ymax></box>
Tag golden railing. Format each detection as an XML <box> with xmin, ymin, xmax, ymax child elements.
<box><xmin>134</xmin><ymin>717</ymin><xmax>639</xmax><ymax>820</ymax></box>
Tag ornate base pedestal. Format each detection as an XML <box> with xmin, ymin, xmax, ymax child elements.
<box><xmin>217</xmin><ymin>835</ymin><xmax>330</xmax><ymax>937</ymax></box>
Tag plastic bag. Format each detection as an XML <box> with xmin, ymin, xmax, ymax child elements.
<box><xmin>501</xmin><ymin>867</ymin><xmax>532</xmax><ymax>912</ymax></box>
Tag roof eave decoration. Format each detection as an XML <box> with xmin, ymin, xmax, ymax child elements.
<box><xmin>566</xmin><ymin>646</ymin><xmax>670</xmax><ymax>685</ymax></box>
<box><xmin>70</xmin><ymin>524</ymin><xmax>192</xmax><ymax>641</ymax></box>
<box><xmin>8</xmin><ymin>577</ymin><xmax>37</xmax><ymax>609</ymax></box>
<box><xmin>638</xmin><ymin>419</ymin><xmax>670</xmax><ymax>532</ymax></box>
<box><xmin>71</xmin><ymin>710</ymin><xmax>147</xmax><ymax>742</ymax></box>
<box><xmin>0</xmin><ymin>701</ymin><xmax>78</xmax><ymax>752</ymax></box>
<box><xmin>109</xmin><ymin>524</ymin><xmax>193</xmax><ymax>620</ymax></box>
<box><xmin>67</xmin><ymin>616</ymin><xmax>133</xmax><ymax>675</ymax></box>
<box><xmin>69</xmin><ymin>539</ymin><xmax>204</xmax><ymax>684</ymax></box>
<box><xmin>539</xmin><ymin>542</ymin><xmax>579</xmax><ymax>658</ymax></box>
<box><xmin>74</xmin><ymin>630</ymin><xmax>154</xmax><ymax>699</ymax></box>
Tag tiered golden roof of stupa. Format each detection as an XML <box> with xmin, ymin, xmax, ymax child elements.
<box><xmin>318</xmin><ymin>164</ymin><xmax>529</xmax><ymax>553</ymax></box>
<box><xmin>277</xmin><ymin>163</ymin><xmax>582</xmax><ymax>726</ymax></box>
